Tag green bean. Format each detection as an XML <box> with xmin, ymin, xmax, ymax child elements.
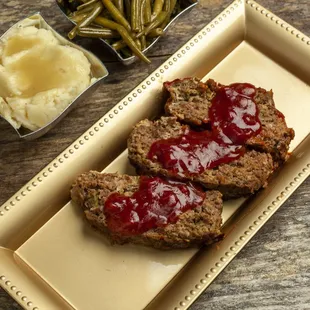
<box><xmin>136</xmin><ymin>0</ymin><xmax>143</xmax><ymax>31</ymax></box>
<box><xmin>112</xmin><ymin>40</ymin><xmax>127</xmax><ymax>50</ymax></box>
<box><xmin>112</xmin><ymin>33</ymin><xmax>142</xmax><ymax>51</ymax></box>
<box><xmin>141</xmin><ymin>35</ymin><xmax>146</xmax><ymax>50</ymax></box>
<box><xmin>140</xmin><ymin>0</ymin><xmax>146</xmax><ymax>25</ymax></box>
<box><xmin>136</xmin><ymin>11</ymin><xmax>168</xmax><ymax>38</ymax></box>
<box><xmin>101</xmin><ymin>0</ymin><xmax>131</xmax><ymax>32</ymax></box>
<box><xmin>163</xmin><ymin>0</ymin><xmax>170</xmax><ymax>13</ymax></box>
<box><xmin>72</xmin><ymin>3</ymin><xmax>96</xmax><ymax>15</ymax></box>
<box><xmin>139</xmin><ymin>0</ymin><xmax>147</xmax><ymax>49</ymax></box>
<box><xmin>148</xmin><ymin>27</ymin><xmax>164</xmax><ymax>37</ymax></box>
<box><xmin>162</xmin><ymin>0</ymin><xmax>177</xmax><ymax>28</ymax></box>
<box><xmin>135</xmin><ymin>38</ymin><xmax>142</xmax><ymax>50</ymax></box>
<box><xmin>113</xmin><ymin>0</ymin><xmax>124</xmax><ymax>15</ymax></box>
<box><xmin>77</xmin><ymin>0</ymin><xmax>97</xmax><ymax>10</ymax></box>
<box><xmin>69</xmin><ymin>13</ymin><xmax>87</xmax><ymax>23</ymax></box>
<box><xmin>94</xmin><ymin>16</ymin><xmax>150</xmax><ymax>63</ymax></box>
<box><xmin>66</xmin><ymin>0</ymin><xmax>176</xmax><ymax>62</ymax></box>
<box><xmin>138</xmin><ymin>1</ymin><xmax>144</xmax><ymax>31</ymax></box>
<box><xmin>69</xmin><ymin>2</ymin><xmax>103</xmax><ymax>39</ymax></box>
<box><xmin>151</xmin><ymin>0</ymin><xmax>164</xmax><ymax>20</ymax></box>
<box><xmin>77</xmin><ymin>27</ymin><xmax>120</xmax><ymax>38</ymax></box>
<box><xmin>111</xmin><ymin>30</ymin><xmax>143</xmax><ymax>51</ymax></box>
<box><xmin>131</xmin><ymin>0</ymin><xmax>139</xmax><ymax>31</ymax></box>
<box><xmin>144</xmin><ymin>0</ymin><xmax>152</xmax><ymax>24</ymax></box>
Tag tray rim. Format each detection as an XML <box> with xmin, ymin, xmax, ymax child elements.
<box><xmin>1</xmin><ymin>0</ymin><xmax>310</xmax><ymax>309</ymax></box>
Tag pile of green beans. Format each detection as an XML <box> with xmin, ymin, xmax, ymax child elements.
<box><xmin>64</xmin><ymin>0</ymin><xmax>180</xmax><ymax>63</ymax></box>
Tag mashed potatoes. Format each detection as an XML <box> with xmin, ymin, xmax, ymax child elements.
<box><xmin>0</xmin><ymin>19</ymin><xmax>93</xmax><ymax>131</ymax></box>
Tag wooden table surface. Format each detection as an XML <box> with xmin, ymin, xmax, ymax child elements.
<box><xmin>0</xmin><ymin>0</ymin><xmax>309</xmax><ymax>309</ymax></box>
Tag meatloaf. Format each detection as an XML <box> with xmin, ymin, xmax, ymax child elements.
<box><xmin>128</xmin><ymin>117</ymin><xmax>275</xmax><ymax>199</ymax></box>
<box><xmin>164</xmin><ymin>78</ymin><xmax>217</xmax><ymax>127</ymax></box>
<box><xmin>71</xmin><ymin>171</ymin><xmax>223</xmax><ymax>249</ymax></box>
<box><xmin>164</xmin><ymin>78</ymin><xmax>294</xmax><ymax>162</ymax></box>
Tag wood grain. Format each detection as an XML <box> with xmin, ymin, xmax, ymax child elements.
<box><xmin>0</xmin><ymin>0</ymin><xmax>309</xmax><ymax>309</ymax></box>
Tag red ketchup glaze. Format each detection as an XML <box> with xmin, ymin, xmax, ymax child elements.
<box><xmin>148</xmin><ymin>82</ymin><xmax>262</xmax><ymax>175</ymax></box>
<box><xmin>104</xmin><ymin>176</ymin><xmax>206</xmax><ymax>235</ymax></box>
<box><xmin>148</xmin><ymin>129</ymin><xmax>244</xmax><ymax>175</ymax></box>
<box><xmin>210</xmin><ymin>83</ymin><xmax>261</xmax><ymax>144</ymax></box>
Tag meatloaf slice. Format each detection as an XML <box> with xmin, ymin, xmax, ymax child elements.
<box><xmin>164</xmin><ymin>78</ymin><xmax>294</xmax><ymax>162</ymax></box>
<box><xmin>164</xmin><ymin>78</ymin><xmax>217</xmax><ymax>127</ymax></box>
<box><xmin>128</xmin><ymin>117</ymin><xmax>275</xmax><ymax>199</ymax></box>
<box><xmin>245</xmin><ymin>88</ymin><xmax>295</xmax><ymax>162</ymax></box>
<box><xmin>71</xmin><ymin>171</ymin><xmax>223</xmax><ymax>250</ymax></box>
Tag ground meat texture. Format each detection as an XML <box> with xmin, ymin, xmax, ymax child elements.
<box><xmin>71</xmin><ymin>171</ymin><xmax>223</xmax><ymax>250</ymax></box>
<box><xmin>246</xmin><ymin>88</ymin><xmax>295</xmax><ymax>162</ymax></box>
<box><xmin>164</xmin><ymin>78</ymin><xmax>217</xmax><ymax>127</ymax></box>
<box><xmin>164</xmin><ymin>78</ymin><xmax>294</xmax><ymax>162</ymax></box>
<box><xmin>128</xmin><ymin>117</ymin><xmax>275</xmax><ymax>199</ymax></box>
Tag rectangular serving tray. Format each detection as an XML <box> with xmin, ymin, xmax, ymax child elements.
<box><xmin>1</xmin><ymin>1</ymin><xmax>310</xmax><ymax>309</ymax></box>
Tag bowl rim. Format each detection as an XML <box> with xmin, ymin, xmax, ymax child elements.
<box><xmin>0</xmin><ymin>12</ymin><xmax>109</xmax><ymax>140</ymax></box>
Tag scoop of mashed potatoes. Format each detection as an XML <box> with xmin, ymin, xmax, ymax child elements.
<box><xmin>0</xmin><ymin>19</ymin><xmax>93</xmax><ymax>131</ymax></box>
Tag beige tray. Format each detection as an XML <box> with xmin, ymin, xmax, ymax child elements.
<box><xmin>1</xmin><ymin>1</ymin><xmax>310</xmax><ymax>309</ymax></box>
